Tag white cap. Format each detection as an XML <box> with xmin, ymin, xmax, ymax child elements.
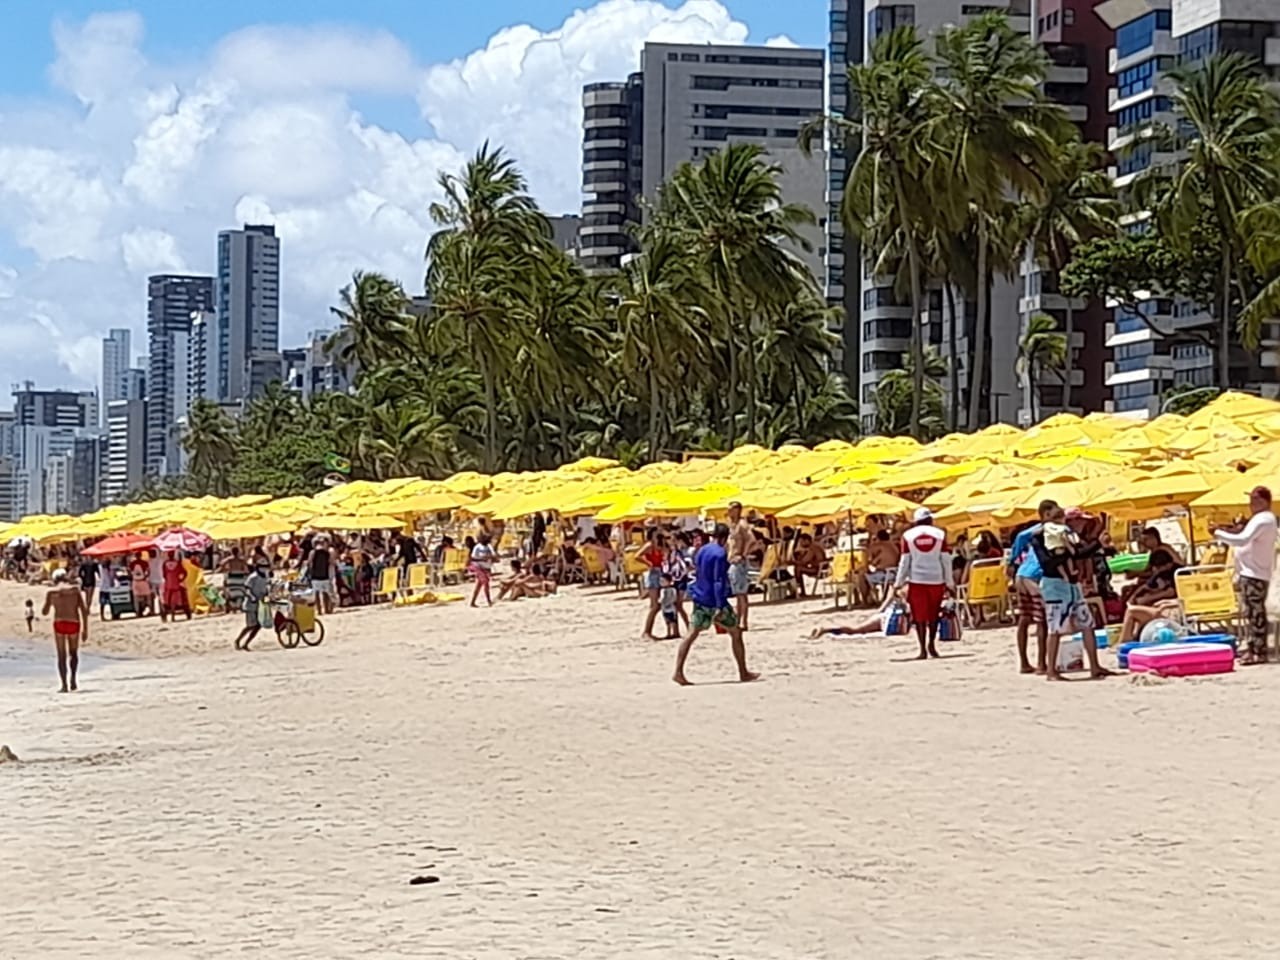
<box><xmin>52</xmin><ymin>568</ymin><xmax>68</xmax><ymax>582</ymax></box>
<box><xmin>913</xmin><ymin>507</ymin><xmax>933</xmax><ymax>523</ymax></box>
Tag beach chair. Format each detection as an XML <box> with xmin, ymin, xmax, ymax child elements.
<box><xmin>758</xmin><ymin>544</ymin><xmax>796</xmax><ymax>603</ymax></box>
<box><xmin>1174</xmin><ymin>564</ymin><xmax>1241</xmax><ymax>635</ymax></box>
<box><xmin>440</xmin><ymin>548</ymin><xmax>468</xmax><ymax>585</ymax></box>
<box><xmin>582</xmin><ymin>547</ymin><xmax>607</xmax><ymax>584</ymax></box>
<box><xmin>622</xmin><ymin>546</ymin><xmax>648</xmax><ymax>594</ymax></box>
<box><xmin>959</xmin><ymin>558</ymin><xmax>1010</xmax><ymax>627</ymax></box>
<box><xmin>404</xmin><ymin>562</ymin><xmax>430</xmax><ymax>597</ymax></box>
<box><xmin>821</xmin><ymin>551</ymin><xmax>858</xmax><ymax>609</ymax></box>
<box><xmin>373</xmin><ymin>566</ymin><xmax>400</xmax><ymax>603</ymax></box>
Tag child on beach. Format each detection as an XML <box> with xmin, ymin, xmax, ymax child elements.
<box><xmin>659</xmin><ymin>574</ymin><xmax>679</xmax><ymax>639</ymax></box>
<box><xmin>24</xmin><ymin>598</ymin><xmax>34</xmax><ymax>632</ymax></box>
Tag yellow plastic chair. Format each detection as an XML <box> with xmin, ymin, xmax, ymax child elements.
<box><xmin>1175</xmin><ymin>564</ymin><xmax>1241</xmax><ymax>635</ymax></box>
<box><xmin>822</xmin><ymin>551</ymin><xmax>857</xmax><ymax>609</ymax></box>
<box><xmin>405</xmin><ymin>562</ymin><xmax>429</xmax><ymax>595</ymax></box>
<box><xmin>960</xmin><ymin>558</ymin><xmax>1010</xmax><ymax>626</ymax></box>
<box><xmin>440</xmin><ymin>548</ymin><xmax>468</xmax><ymax>584</ymax></box>
<box><xmin>373</xmin><ymin>566</ymin><xmax>400</xmax><ymax>602</ymax></box>
<box><xmin>582</xmin><ymin>547</ymin><xmax>607</xmax><ymax>583</ymax></box>
<box><xmin>758</xmin><ymin>544</ymin><xmax>795</xmax><ymax>603</ymax></box>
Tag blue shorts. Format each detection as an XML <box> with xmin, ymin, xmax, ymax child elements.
<box><xmin>643</xmin><ymin>568</ymin><xmax>662</xmax><ymax>590</ymax></box>
<box><xmin>1040</xmin><ymin>577</ymin><xmax>1091</xmax><ymax>635</ymax></box>
<box><xmin>729</xmin><ymin>561</ymin><xmax>750</xmax><ymax>597</ymax></box>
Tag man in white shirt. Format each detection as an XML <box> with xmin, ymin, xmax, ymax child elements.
<box><xmin>895</xmin><ymin>507</ymin><xmax>955</xmax><ymax>660</ymax></box>
<box><xmin>1213</xmin><ymin>485</ymin><xmax>1278</xmax><ymax>665</ymax></box>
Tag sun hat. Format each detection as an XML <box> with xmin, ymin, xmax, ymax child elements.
<box><xmin>913</xmin><ymin>507</ymin><xmax>933</xmax><ymax>523</ymax></box>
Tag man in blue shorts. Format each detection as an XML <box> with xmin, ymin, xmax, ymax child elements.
<box><xmin>1008</xmin><ymin>501</ymin><xmax>1054</xmax><ymax>674</ymax></box>
<box><xmin>673</xmin><ymin>523</ymin><xmax>758</xmax><ymax>686</ymax></box>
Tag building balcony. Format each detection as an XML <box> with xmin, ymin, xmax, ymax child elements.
<box><xmin>1110</xmin><ymin>34</ymin><xmax>1175</xmax><ymax>74</ymax></box>
<box><xmin>582</xmin><ymin>178</ymin><xmax>626</xmax><ymax>195</ymax></box>
<box><xmin>1046</xmin><ymin>64</ymin><xmax>1089</xmax><ymax>85</ymax></box>
<box><xmin>1018</xmin><ymin>292</ymin><xmax>1086</xmax><ymax>313</ymax></box>
<box><xmin>1105</xmin><ymin>358</ymin><xmax>1171</xmax><ymax>386</ymax></box>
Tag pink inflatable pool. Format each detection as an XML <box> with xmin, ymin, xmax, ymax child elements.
<box><xmin>1127</xmin><ymin>642</ymin><xmax>1235</xmax><ymax>678</ymax></box>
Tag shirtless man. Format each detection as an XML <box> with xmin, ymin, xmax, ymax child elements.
<box><xmin>726</xmin><ymin>502</ymin><xmax>756</xmax><ymax>630</ymax></box>
<box><xmin>42</xmin><ymin>568</ymin><xmax>89</xmax><ymax>693</ymax></box>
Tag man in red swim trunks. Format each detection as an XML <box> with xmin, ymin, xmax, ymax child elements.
<box><xmin>160</xmin><ymin>551</ymin><xmax>191</xmax><ymax>622</ymax></box>
<box><xmin>42</xmin><ymin>569</ymin><xmax>89</xmax><ymax>693</ymax></box>
<box><xmin>895</xmin><ymin>507</ymin><xmax>956</xmax><ymax>660</ymax></box>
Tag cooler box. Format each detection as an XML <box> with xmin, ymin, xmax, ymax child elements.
<box><xmin>1128</xmin><ymin>642</ymin><xmax>1235</xmax><ymax>677</ymax></box>
<box><xmin>105</xmin><ymin>586</ymin><xmax>135</xmax><ymax>620</ymax></box>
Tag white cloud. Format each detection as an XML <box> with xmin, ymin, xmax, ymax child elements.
<box><xmin>0</xmin><ymin>0</ymin><xmax>774</xmax><ymax>395</ymax></box>
<box><xmin>764</xmin><ymin>34</ymin><xmax>801</xmax><ymax>47</ymax></box>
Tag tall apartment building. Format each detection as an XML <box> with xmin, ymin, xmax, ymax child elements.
<box><xmin>1096</xmin><ymin>0</ymin><xmax>1280</xmax><ymax>416</ymax></box>
<box><xmin>578</xmin><ymin>43</ymin><xmax>827</xmax><ymax>285</ymax></box>
<box><xmin>14</xmin><ymin>384</ymin><xmax>97</xmax><ymax>428</ymax></box>
<box><xmin>217</xmin><ymin>224</ymin><xmax>282</xmax><ymax>405</ymax></box>
<box><xmin>1016</xmin><ymin>0</ymin><xmax>1114</xmax><ymax>422</ymax></box>
<box><xmin>103</xmin><ymin>398</ymin><xmax>146</xmax><ymax>504</ymax></box>
<box><xmin>147</xmin><ymin>274</ymin><xmax>213</xmax><ymax>474</ymax></box>
<box><xmin>827</xmin><ymin>1</ymin><xmax>866</xmax><ymax>386</ymax></box>
<box><xmin>101</xmin><ymin>328</ymin><xmax>131</xmax><ymax>423</ymax></box>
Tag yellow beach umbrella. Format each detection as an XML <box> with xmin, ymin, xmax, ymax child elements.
<box><xmin>871</xmin><ymin>457</ymin><xmax>996</xmax><ymax>492</ymax></box>
<box><xmin>776</xmin><ymin>485</ymin><xmax>918</xmax><ymax>523</ymax></box>
<box><xmin>199</xmin><ymin>517</ymin><xmax>297</xmax><ymax>540</ymax></box>
<box><xmin>1086</xmin><ymin>464</ymin><xmax>1239</xmax><ymax>519</ymax></box>
<box><xmin>921</xmin><ymin>461</ymin><xmax>1047</xmax><ymax>508</ymax></box>
<box><xmin>311</xmin><ymin>514</ymin><xmax>403</xmax><ymax>531</ymax></box>
<box><xmin>1189</xmin><ymin>466</ymin><xmax>1275</xmax><ymax>515</ymax></box>
<box><xmin>816</xmin><ymin>464</ymin><xmax>885</xmax><ymax>488</ymax></box>
<box><xmin>558</xmin><ymin>455</ymin><xmax>621</xmax><ymax>474</ymax></box>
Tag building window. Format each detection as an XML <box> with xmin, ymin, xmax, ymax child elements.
<box><xmin>1063</xmin><ymin>7</ymin><xmax>1075</xmax><ymax>25</ymax></box>
<box><xmin>681</xmin><ymin>52</ymin><xmax>700</xmax><ymax>61</ymax></box>
<box><xmin>668</xmin><ymin>52</ymin><xmax>678</xmax><ymax>61</ymax></box>
<box><xmin>1115</xmin><ymin>57</ymin><xmax>1172</xmax><ymax>99</ymax></box>
<box><xmin>1115</xmin><ymin>10</ymin><xmax>1171</xmax><ymax>60</ymax></box>
<box><xmin>868</xmin><ymin>4</ymin><xmax>915</xmax><ymax>39</ymax></box>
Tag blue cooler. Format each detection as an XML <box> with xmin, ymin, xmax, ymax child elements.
<box><xmin>1187</xmin><ymin>633</ymin><xmax>1238</xmax><ymax>652</ymax></box>
<box><xmin>1069</xmin><ymin>630</ymin><xmax>1108</xmax><ymax>649</ymax></box>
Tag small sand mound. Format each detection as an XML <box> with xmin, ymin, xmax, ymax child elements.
<box><xmin>0</xmin><ymin>745</ymin><xmax>20</xmax><ymax>764</ymax></box>
<box><xmin>1128</xmin><ymin>672</ymin><xmax>1168</xmax><ymax>687</ymax></box>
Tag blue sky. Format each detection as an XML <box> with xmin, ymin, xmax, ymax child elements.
<box><xmin>0</xmin><ymin>1</ymin><xmax>826</xmax><ymax>391</ymax></box>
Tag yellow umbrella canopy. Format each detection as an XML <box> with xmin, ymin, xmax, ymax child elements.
<box><xmin>1189</xmin><ymin>465</ymin><xmax>1275</xmax><ymax>515</ymax></box>
<box><xmin>775</xmin><ymin>485</ymin><xmax>918</xmax><ymax>522</ymax></box>
<box><xmin>705</xmin><ymin>483</ymin><xmax>810</xmax><ymax>515</ymax></box>
<box><xmin>921</xmin><ymin>461</ymin><xmax>1047</xmax><ymax>508</ymax></box>
<box><xmin>557</xmin><ymin>455</ymin><xmax>621</xmax><ymax>474</ymax></box>
<box><xmin>1189</xmin><ymin>390</ymin><xmax>1280</xmax><ymax>427</ymax></box>
<box><xmin>198</xmin><ymin>517</ymin><xmax>297</xmax><ymax>540</ymax></box>
<box><xmin>1164</xmin><ymin>415</ymin><xmax>1261</xmax><ymax>455</ymax></box>
<box><xmin>311</xmin><ymin>514</ymin><xmax>404</xmax><ymax>531</ymax></box>
<box><xmin>1013</xmin><ymin>419</ymin><xmax>1118</xmax><ymax>457</ymax></box>
<box><xmin>1085</xmin><ymin>463</ymin><xmax>1239</xmax><ymax>518</ymax></box>
<box><xmin>364</xmin><ymin>489</ymin><xmax>477</xmax><ymax>516</ymax></box>
<box><xmin>816</xmin><ymin>463</ymin><xmax>885</xmax><ymax>488</ymax></box>
<box><xmin>872</xmin><ymin>456</ymin><xmax>998</xmax><ymax>492</ymax></box>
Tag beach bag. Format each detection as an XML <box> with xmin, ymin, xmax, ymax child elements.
<box><xmin>883</xmin><ymin>600</ymin><xmax>910</xmax><ymax>636</ymax></box>
<box><xmin>938</xmin><ymin>601</ymin><xmax>963</xmax><ymax>642</ymax></box>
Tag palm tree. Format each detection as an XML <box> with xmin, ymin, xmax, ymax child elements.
<box><xmin>931</xmin><ymin>11</ymin><xmax>1069</xmax><ymax>428</ymax></box>
<box><xmin>327</xmin><ymin>271</ymin><xmax>411</xmax><ymax>372</ymax></box>
<box><xmin>182</xmin><ymin>398</ymin><xmax>237</xmax><ymax>495</ymax></box>
<box><xmin>1157</xmin><ymin>52</ymin><xmax>1280</xmax><ymax>386</ymax></box>
<box><xmin>659</xmin><ymin>142</ymin><xmax>815</xmax><ymax>445</ymax></box>
<box><xmin>1017</xmin><ymin>313</ymin><xmax>1068</xmax><ymax>423</ymax></box>
<box><xmin>242</xmin><ymin>380</ymin><xmax>299</xmax><ymax>443</ymax></box>
<box><xmin>426</xmin><ymin>143</ymin><xmax>549</xmax><ymax>471</ymax></box>
<box><xmin>803</xmin><ymin>27</ymin><xmax>942</xmax><ymax>439</ymax></box>
<box><xmin>1023</xmin><ymin>140</ymin><xmax>1119</xmax><ymax>410</ymax></box>
<box><xmin>614</xmin><ymin>232</ymin><xmax>709</xmax><ymax>458</ymax></box>
<box><xmin>873</xmin><ymin>348</ymin><xmax>948</xmax><ymax>439</ymax></box>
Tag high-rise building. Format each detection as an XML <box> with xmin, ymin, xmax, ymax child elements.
<box><xmin>14</xmin><ymin>384</ymin><xmax>97</xmax><ymax>428</ymax></box>
<box><xmin>827</xmin><ymin>0</ymin><xmax>866</xmax><ymax>386</ymax></box>
<box><xmin>122</xmin><ymin>367</ymin><xmax>146</xmax><ymax>401</ymax></box>
<box><xmin>578</xmin><ymin>43</ymin><xmax>827</xmax><ymax>283</ymax></box>
<box><xmin>548</xmin><ymin>214</ymin><xmax>583</xmax><ymax>257</ymax></box>
<box><xmin>1095</xmin><ymin>0</ymin><xmax>1280</xmax><ymax>416</ymax></box>
<box><xmin>1017</xmin><ymin>0</ymin><xmax>1114</xmax><ymax>422</ymax></box>
<box><xmin>101</xmin><ymin>328</ymin><xmax>131</xmax><ymax>423</ymax></box>
<box><xmin>147</xmin><ymin>274</ymin><xmax>213</xmax><ymax>474</ymax></box>
<box><xmin>180</xmin><ymin>311</ymin><xmax>218</xmax><ymax>413</ymax></box>
<box><xmin>103</xmin><ymin>398</ymin><xmax>147</xmax><ymax>504</ymax></box>
<box><xmin>216</xmin><ymin>224</ymin><xmax>281</xmax><ymax>405</ymax></box>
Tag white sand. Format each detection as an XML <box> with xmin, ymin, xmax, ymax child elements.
<box><xmin>3</xmin><ymin>578</ymin><xmax>1280</xmax><ymax>959</ymax></box>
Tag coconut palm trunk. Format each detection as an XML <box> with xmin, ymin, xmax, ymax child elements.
<box><xmin>967</xmin><ymin>228</ymin><xmax>988</xmax><ymax>430</ymax></box>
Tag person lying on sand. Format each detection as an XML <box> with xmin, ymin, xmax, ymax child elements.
<box><xmin>808</xmin><ymin>592</ymin><xmax>898</xmax><ymax>639</ymax></box>
<box><xmin>43</xmin><ymin>568</ymin><xmax>88</xmax><ymax>693</ymax></box>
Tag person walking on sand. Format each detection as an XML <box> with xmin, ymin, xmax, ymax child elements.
<box><xmin>234</xmin><ymin>561</ymin><xmax>272</xmax><ymax>651</ymax></box>
<box><xmin>469</xmin><ymin>533</ymin><xmax>495</xmax><ymax>607</ymax></box>
<box><xmin>895</xmin><ymin>507</ymin><xmax>955</xmax><ymax>661</ymax></box>
<box><xmin>726</xmin><ymin>502</ymin><xmax>756</xmax><ymax>631</ymax></box>
<box><xmin>673</xmin><ymin>523</ymin><xmax>758</xmax><ymax>686</ymax></box>
<box><xmin>1213</xmin><ymin>485</ymin><xmax>1277</xmax><ymax>665</ymax></box>
<box><xmin>77</xmin><ymin>552</ymin><xmax>98</xmax><ymax>611</ymax></box>
<box><xmin>1008</xmin><ymin>502</ymin><xmax>1055</xmax><ymax>675</ymax></box>
<box><xmin>43</xmin><ymin>569</ymin><xmax>88</xmax><ymax>693</ymax></box>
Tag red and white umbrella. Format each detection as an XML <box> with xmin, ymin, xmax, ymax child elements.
<box><xmin>153</xmin><ymin>527</ymin><xmax>212</xmax><ymax>553</ymax></box>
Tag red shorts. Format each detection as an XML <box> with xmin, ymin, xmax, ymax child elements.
<box><xmin>907</xmin><ymin>582</ymin><xmax>946</xmax><ymax>625</ymax></box>
<box><xmin>54</xmin><ymin>620</ymin><xmax>80</xmax><ymax>637</ymax></box>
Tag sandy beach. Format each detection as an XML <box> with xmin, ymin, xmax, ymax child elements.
<box><xmin>3</xmin><ymin>577</ymin><xmax>1280</xmax><ymax>959</ymax></box>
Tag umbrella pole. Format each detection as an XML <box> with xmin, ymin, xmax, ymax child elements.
<box><xmin>1186</xmin><ymin>506</ymin><xmax>1198</xmax><ymax>564</ymax></box>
